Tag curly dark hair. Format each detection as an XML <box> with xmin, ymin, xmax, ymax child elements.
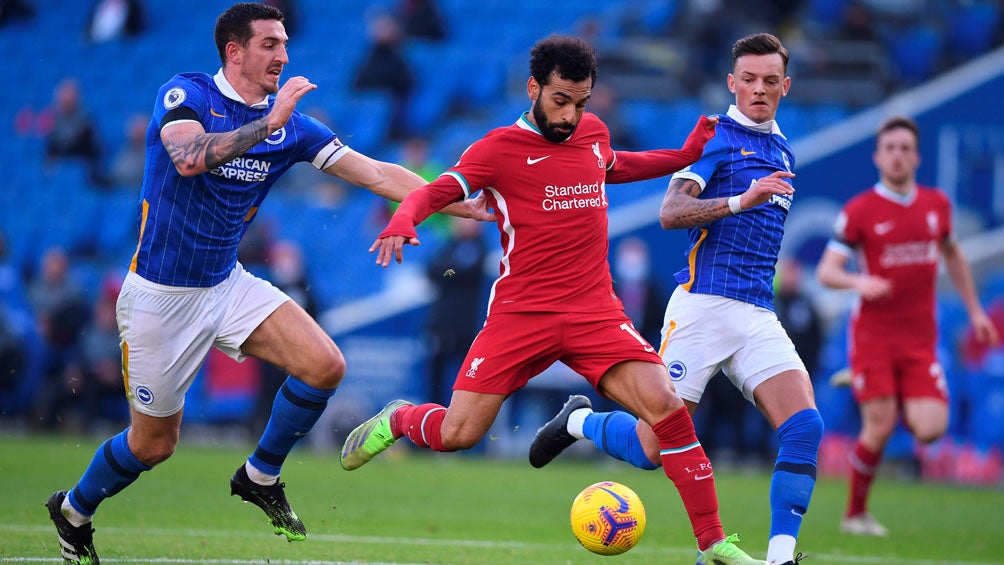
<box><xmin>214</xmin><ymin>2</ymin><xmax>285</xmax><ymax>66</ymax></box>
<box><xmin>731</xmin><ymin>32</ymin><xmax>789</xmax><ymax>72</ymax></box>
<box><xmin>529</xmin><ymin>35</ymin><xmax>597</xmax><ymax>87</ymax></box>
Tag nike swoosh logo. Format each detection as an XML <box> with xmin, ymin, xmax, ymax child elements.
<box><xmin>526</xmin><ymin>155</ymin><xmax>550</xmax><ymax>165</ymax></box>
<box><xmin>695</xmin><ymin>472</ymin><xmax>713</xmax><ymax>481</ymax></box>
<box><xmin>875</xmin><ymin>221</ymin><xmax>894</xmax><ymax>235</ymax></box>
<box><xmin>740</xmin><ymin>148</ymin><xmax>756</xmax><ymax>156</ymax></box>
<box><xmin>210</xmin><ymin>108</ymin><xmax>227</xmax><ymax>118</ymax></box>
<box><xmin>791</xmin><ymin>508</ymin><xmax>804</xmax><ymax>517</ymax></box>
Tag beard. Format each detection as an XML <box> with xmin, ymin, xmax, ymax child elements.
<box><xmin>532</xmin><ymin>96</ymin><xmax>575</xmax><ymax>143</ymax></box>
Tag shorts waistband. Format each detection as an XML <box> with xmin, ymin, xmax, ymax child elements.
<box><xmin>124</xmin><ymin>270</ymin><xmax>231</xmax><ymax>295</ymax></box>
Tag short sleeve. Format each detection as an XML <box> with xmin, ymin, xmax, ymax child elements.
<box><xmin>152</xmin><ymin>75</ymin><xmax>205</xmax><ymax>128</ymax></box>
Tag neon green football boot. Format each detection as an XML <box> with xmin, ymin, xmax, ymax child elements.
<box><xmin>340</xmin><ymin>399</ymin><xmax>413</xmax><ymax>470</ymax></box>
<box><xmin>697</xmin><ymin>534</ymin><xmax>767</xmax><ymax>565</ymax></box>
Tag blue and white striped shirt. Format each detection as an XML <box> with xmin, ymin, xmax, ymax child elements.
<box><xmin>669</xmin><ymin>105</ymin><xmax>794</xmax><ymax>311</ymax></box>
<box><xmin>132</xmin><ymin>70</ymin><xmax>348</xmax><ymax>287</ymax></box>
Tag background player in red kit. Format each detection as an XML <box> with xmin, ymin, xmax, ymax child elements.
<box><xmin>816</xmin><ymin>115</ymin><xmax>999</xmax><ymax>536</ymax></box>
<box><xmin>340</xmin><ymin>35</ymin><xmax>766</xmax><ymax>564</ymax></box>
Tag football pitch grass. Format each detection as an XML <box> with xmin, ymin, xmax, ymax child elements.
<box><xmin>3</xmin><ymin>432</ymin><xmax>1003</xmax><ymax>564</ymax></box>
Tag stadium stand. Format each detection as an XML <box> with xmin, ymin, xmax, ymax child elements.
<box><xmin>1</xmin><ymin>1</ymin><xmax>1002</xmax><ymax>470</ymax></box>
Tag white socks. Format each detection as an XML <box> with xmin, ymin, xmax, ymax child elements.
<box><xmin>245</xmin><ymin>461</ymin><xmax>278</xmax><ymax>486</ymax></box>
<box><xmin>566</xmin><ymin>408</ymin><xmax>591</xmax><ymax>440</ymax></box>
<box><xmin>61</xmin><ymin>498</ymin><xmax>91</xmax><ymax>528</ymax></box>
<box><xmin>766</xmin><ymin>534</ymin><xmax>796</xmax><ymax>565</ymax></box>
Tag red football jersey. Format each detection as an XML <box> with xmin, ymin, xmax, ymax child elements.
<box><xmin>453</xmin><ymin>112</ymin><xmax>619</xmax><ymax>315</ymax></box>
<box><xmin>833</xmin><ymin>183</ymin><xmax>953</xmax><ymax>346</ymax></box>
<box><xmin>384</xmin><ymin>111</ymin><xmax>710</xmax><ymax>316</ymax></box>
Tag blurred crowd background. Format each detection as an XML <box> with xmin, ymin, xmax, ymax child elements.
<box><xmin>1</xmin><ymin>0</ymin><xmax>1003</xmax><ymax>485</ymax></box>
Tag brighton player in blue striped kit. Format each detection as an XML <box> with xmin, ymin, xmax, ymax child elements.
<box><xmin>530</xmin><ymin>33</ymin><xmax>820</xmax><ymax>565</ymax></box>
<box><xmin>44</xmin><ymin>4</ymin><xmax>488</xmax><ymax>564</ymax></box>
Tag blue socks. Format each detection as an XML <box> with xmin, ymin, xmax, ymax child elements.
<box><xmin>582</xmin><ymin>411</ymin><xmax>660</xmax><ymax>470</ymax></box>
<box><xmin>68</xmin><ymin>428</ymin><xmax>151</xmax><ymax>516</ymax></box>
<box><xmin>769</xmin><ymin>408</ymin><xmax>823</xmax><ymax>539</ymax></box>
<box><xmin>249</xmin><ymin>376</ymin><xmax>334</xmax><ymax>476</ymax></box>
<box><xmin>64</xmin><ymin>377</ymin><xmax>334</xmax><ymax>518</ymax></box>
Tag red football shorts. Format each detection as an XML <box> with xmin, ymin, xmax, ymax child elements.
<box><xmin>452</xmin><ymin>310</ymin><xmax>665</xmax><ymax>396</ymax></box>
<box><xmin>849</xmin><ymin>339</ymin><xmax>948</xmax><ymax>404</ymax></box>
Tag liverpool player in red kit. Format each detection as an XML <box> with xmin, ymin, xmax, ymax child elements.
<box><xmin>341</xmin><ymin>35</ymin><xmax>766</xmax><ymax>564</ymax></box>
<box><xmin>817</xmin><ymin>116</ymin><xmax>999</xmax><ymax>536</ymax></box>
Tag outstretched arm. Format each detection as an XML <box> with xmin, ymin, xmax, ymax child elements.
<box><xmin>161</xmin><ymin>76</ymin><xmax>316</xmax><ymax>177</ymax></box>
<box><xmin>659</xmin><ymin>170</ymin><xmax>795</xmax><ymax>229</ymax></box>
<box><xmin>369</xmin><ymin>178</ymin><xmax>470</xmax><ymax>266</ymax></box>
<box><xmin>606</xmin><ymin>115</ymin><xmax>717</xmax><ymax>184</ymax></box>
<box><xmin>324</xmin><ymin>151</ymin><xmax>494</xmax><ymax>222</ymax></box>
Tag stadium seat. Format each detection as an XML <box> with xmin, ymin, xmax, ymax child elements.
<box><xmin>885</xmin><ymin>25</ymin><xmax>943</xmax><ymax>84</ymax></box>
<box><xmin>948</xmin><ymin>1</ymin><xmax>1000</xmax><ymax>59</ymax></box>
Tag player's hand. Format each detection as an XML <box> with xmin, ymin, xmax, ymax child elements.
<box><xmin>464</xmin><ymin>192</ymin><xmax>496</xmax><ymax>222</ymax></box>
<box><xmin>681</xmin><ymin>115</ymin><xmax>719</xmax><ymax>155</ymax></box>
<box><xmin>735</xmin><ymin>170</ymin><xmax>795</xmax><ymax>210</ymax></box>
<box><xmin>267</xmin><ymin>76</ymin><xmax>316</xmax><ymax>132</ymax></box>
<box><xmin>971</xmin><ymin>310</ymin><xmax>1000</xmax><ymax>346</ymax></box>
<box><xmin>857</xmin><ymin>274</ymin><xmax>892</xmax><ymax>300</ymax></box>
<box><xmin>440</xmin><ymin>192</ymin><xmax>495</xmax><ymax>222</ymax></box>
<box><xmin>370</xmin><ymin>234</ymin><xmax>420</xmax><ymax>266</ymax></box>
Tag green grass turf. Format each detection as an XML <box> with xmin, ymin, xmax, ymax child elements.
<box><xmin>3</xmin><ymin>432</ymin><xmax>1004</xmax><ymax>564</ymax></box>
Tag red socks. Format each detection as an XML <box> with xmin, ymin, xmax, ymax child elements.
<box><xmin>652</xmin><ymin>407</ymin><xmax>724</xmax><ymax>551</ymax></box>
<box><xmin>390</xmin><ymin>403</ymin><xmax>450</xmax><ymax>452</ymax></box>
<box><xmin>847</xmin><ymin>441</ymin><xmax>881</xmax><ymax>517</ymax></box>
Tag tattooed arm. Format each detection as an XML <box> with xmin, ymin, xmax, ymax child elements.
<box><xmin>659</xmin><ymin>170</ymin><xmax>795</xmax><ymax>230</ymax></box>
<box><xmin>161</xmin><ymin>118</ymin><xmax>270</xmax><ymax>177</ymax></box>
<box><xmin>160</xmin><ymin>76</ymin><xmax>317</xmax><ymax>177</ymax></box>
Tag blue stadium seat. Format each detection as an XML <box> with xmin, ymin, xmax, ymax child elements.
<box><xmin>948</xmin><ymin>1</ymin><xmax>1000</xmax><ymax>59</ymax></box>
<box><xmin>807</xmin><ymin>0</ymin><xmax>849</xmax><ymax>33</ymax></box>
<box><xmin>885</xmin><ymin>25</ymin><xmax>943</xmax><ymax>84</ymax></box>
<box><xmin>329</xmin><ymin>91</ymin><xmax>393</xmax><ymax>154</ymax></box>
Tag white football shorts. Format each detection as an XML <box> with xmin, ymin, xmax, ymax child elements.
<box><xmin>657</xmin><ymin>286</ymin><xmax>806</xmax><ymax>404</ymax></box>
<box><xmin>116</xmin><ymin>263</ymin><xmax>290</xmax><ymax>417</ymax></box>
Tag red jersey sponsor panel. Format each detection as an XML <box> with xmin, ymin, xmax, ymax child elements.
<box><xmin>836</xmin><ymin>185</ymin><xmax>952</xmax><ymax>347</ymax></box>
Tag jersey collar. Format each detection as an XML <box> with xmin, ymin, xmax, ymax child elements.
<box><xmin>517</xmin><ymin>112</ymin><xmax>542</xmax><ymax>135</ymax></box>
<box><xmin>213</xmin><ymin>69</ymin><xmax>270</xmax><ymax>109</ymax></box>
<box><xmin>727</xmin><ymin>105</ymin><xmax>785</xmax><ymax>138</ymax></box>
<box><xmin>874</xmin><ymin>181</ymin><xmax>917</xmax><ymax>205</ymax></box>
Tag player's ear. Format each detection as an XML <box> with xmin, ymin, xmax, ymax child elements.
<box><xmin>225</xmin><ymin>41</ymin><xmax>242</xmax><ymax>66</ymax></box>
<box><xmin>527</xmin><ymin>76</ymin><xmax>540</xmax><ymax>101</ymax></box>
<box><xmin>727</xmin><ymin>73</ymin><xmax>736</xmax><ymax>94</ymax></box>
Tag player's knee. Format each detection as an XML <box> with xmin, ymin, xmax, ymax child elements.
<box><xmin>439</xmin><ymin>421</ymin><xmax>484</xmax><ymax>451</ymax></box>
<box><xmin>792</xmin><ymin>408</ymin><xmax>824</xmax><ymax>444</ymax></box>
<box><xmin>777</xmin><ymin>408</ymin><xmax>824</xmax><ymax>456</ymax></box>
<box><xmin>910</xmin><ymin>420</ymin><xmax>947</xmax><ymax>444</ymax></box>
<box><xmin>863</xmin><ymin>418</ymin><xmax>897</xmax><ymax>443</ymax></box>
<box><xmin>862</xmin><ymin>407</ymin><xmax>898</xmax><ymax>439</ymax></box>
<box><xmin>310</xmin><ymin>345</ymin><xmax>346</xmax><ymax>389</ymax></box>
<box><xmin>132</xmin><ymin>440</ymin><xmax>176</xmax><ymax>467</ymax></box>
<box><xmin>441</xmin><ymin>430</ymin><xmax>481</xmax><ymax>451</ymax></box>
<box><xmin>637</xmin><ymin>390</ymin><xmax>685</xmax><ymax>425</ymax></box>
